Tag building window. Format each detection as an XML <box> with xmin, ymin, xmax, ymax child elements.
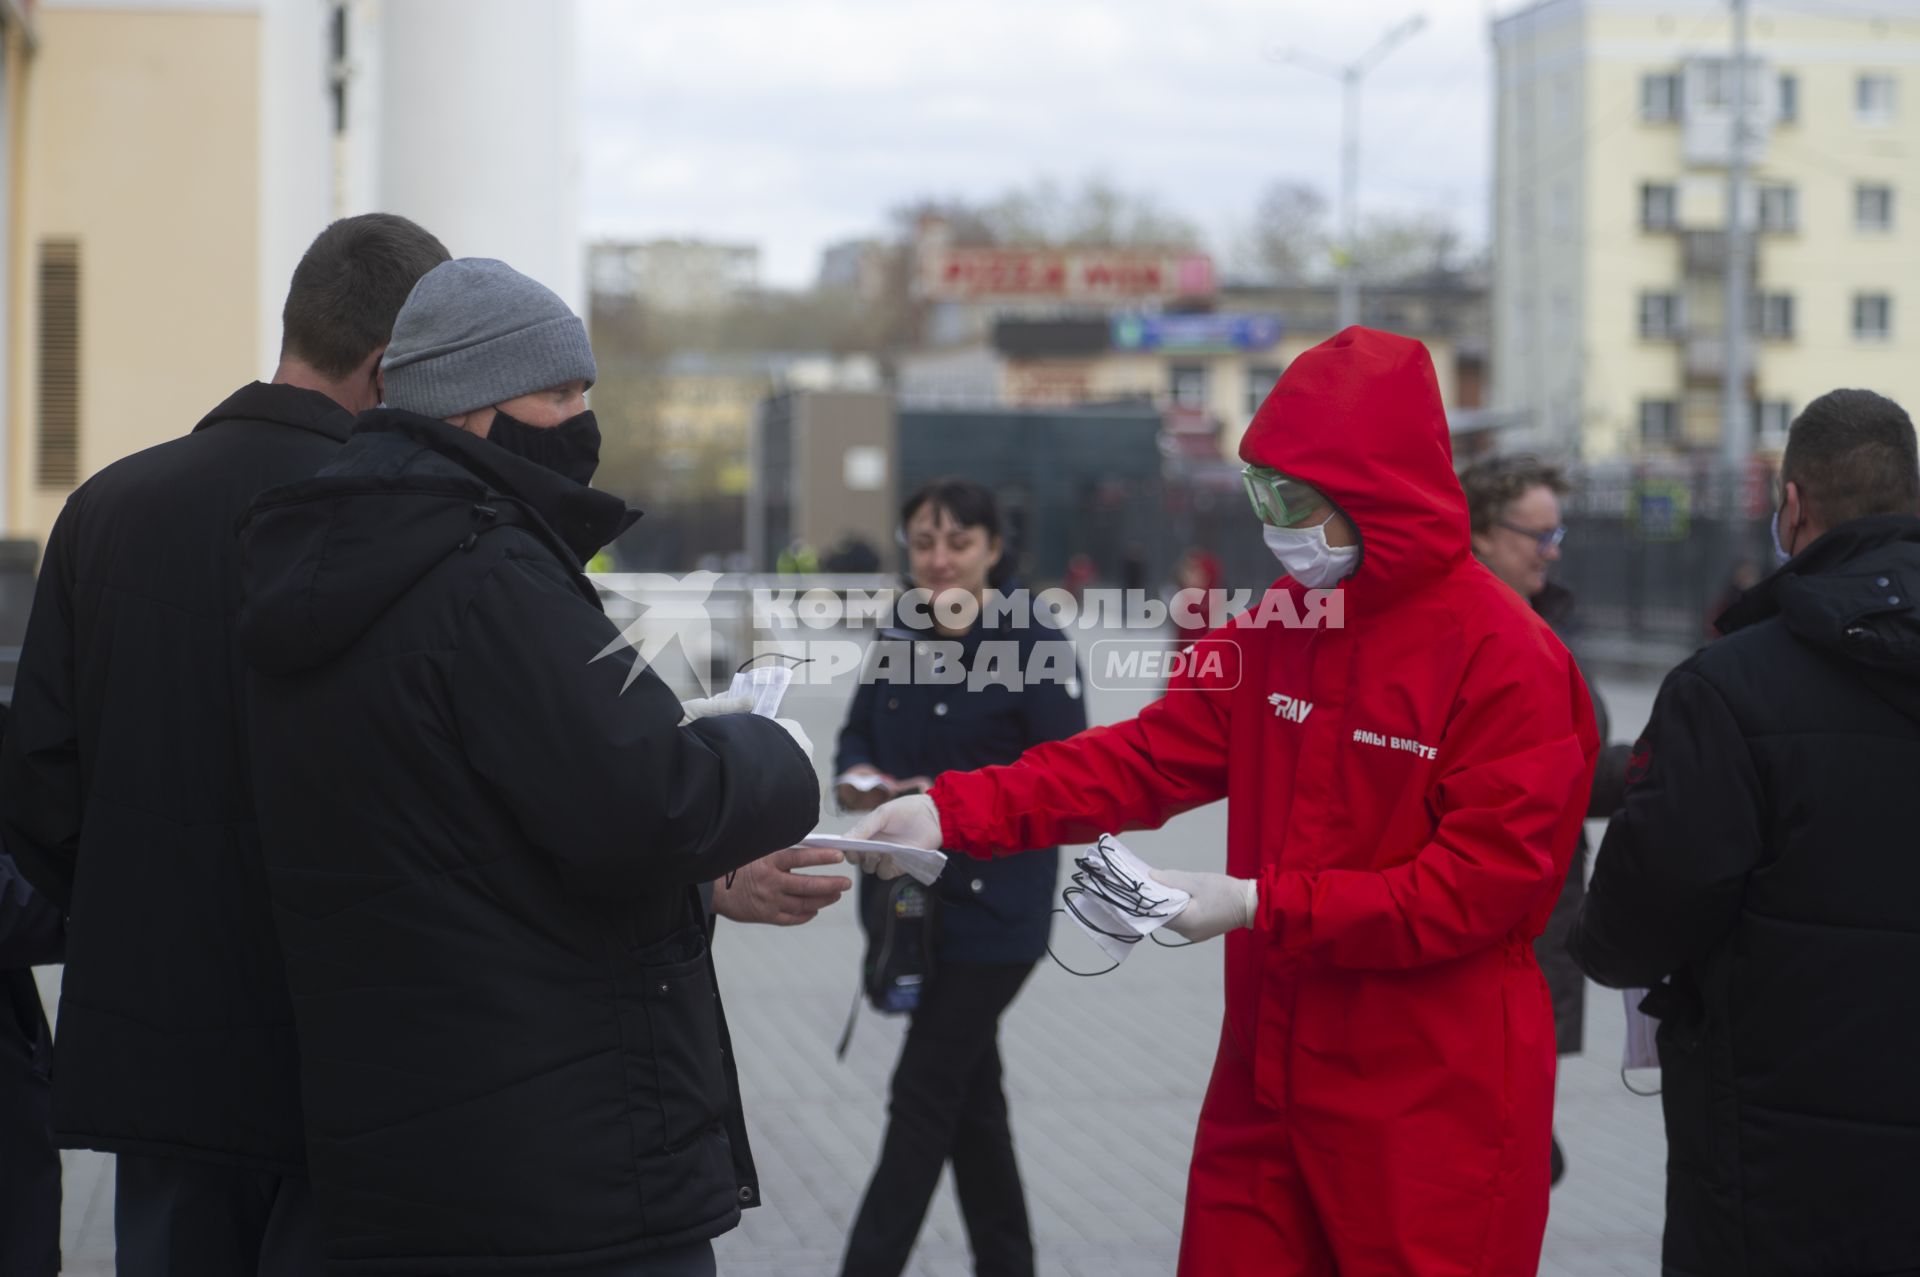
<box><xmin>1756</xmin><ymin>184</ymin><xmax>1798</xmax><ymax>233</ymax></box>
<box><xmin>1169</xmin><ymin>364</ymin><xmax>1208</xmax><ymax>409</ymax></box>
<box><xmin>1641</xmin><ymin>72</ymin><xmax>1681</xmax><ymax>122</ymax></box>
<box><xmin>1639</xmin><ymin>399</ymin><xmax>1681</xmax><ymax>449</ymax></box>
<box><xmin>1756</xmin><ymin>292</ymin><xmax>1796</xmax><ymax>339</ymax></box>
<box><xmin>1639</xmin><ymin>291</ymin><xmax>1684</xmax><ymax>339</ymax></box>
<box><xmin>1857</xmin><ymin>74</ymin><xmax>1897</xmax><ymax>124</ymax></box>
<box><xmin>38</xmin><ymin>239</ymin><xmax>81</xmax><ymax>489</ymax></box>
<box><xmin>1856</xmin><ymin>183</ymin><xmax>1895</xmax><ymax>231</ymax></box>
<box><xmin>1641</xmin><ymin>182</ymin><xmax>1678</xmax><ymax>231</ymax></box>
<box><xmin>1778</xmin><ymin>72</ymin><xmax>1799</xmax><ymax>123</ymax></box>
<box><xmin>1854</xmin><ymin>293</ymin><xmax>1893</xmax><ymax>341</ymax></box>
<box><xmin>1245</xmin><ymin>364</ymin><xmax>1282</xmax><ymax>416</ymax></box>
<box><xmin>1755</xmin><ymin>400</ymin><xmax>1793</xmax><ymax>450</ymax></box>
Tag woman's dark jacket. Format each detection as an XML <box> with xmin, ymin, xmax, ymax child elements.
<box><xmin>237</xmin><ymin>411</ymin><xmax>818</xmax><ymax>1274</ymax></box>
<box><xmin>1573</xmin><ymin>516</ymin><xmax>1920</xmax><ymax>1276</ymax></box>
<box><xmin>835</xmin><ymin>598</ymin><xmax>1086</xmax><ymax>963</ymax></box>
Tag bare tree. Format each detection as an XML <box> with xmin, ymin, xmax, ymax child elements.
<box><xmin>1240</xmin><ymin>180</ymin><xmax>1331</xmax><ymax>284</ymax></box>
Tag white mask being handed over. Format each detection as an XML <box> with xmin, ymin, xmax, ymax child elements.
<box><xmin>1263</xmin><ymin>520</ymin><xmax>1361</xmax><ymax>588</ymax></box>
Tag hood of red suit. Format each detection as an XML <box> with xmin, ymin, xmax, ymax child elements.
<box><xmin>1238</xmin><ymin>326</ymin><xmax>1469</xmax><ymax>598</ymax></box>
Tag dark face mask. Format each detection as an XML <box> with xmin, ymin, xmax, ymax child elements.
<box><xmin>488</xmin><ymin>406</ymin><xmax>601</xmax><ymax>486</ymax></box>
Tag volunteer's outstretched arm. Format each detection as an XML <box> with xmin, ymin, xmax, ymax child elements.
<box><xmin>853</xmin><ymin>631</ymin><xmax>1236</xmax><ymax>860</ymax></box>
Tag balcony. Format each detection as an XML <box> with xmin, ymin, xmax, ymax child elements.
<box><xmin>1681</xmin><ymin>230</ymin><xmax>1764</xmax><ymax>280</ymax></box>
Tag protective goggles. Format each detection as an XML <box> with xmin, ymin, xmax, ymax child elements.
<box><xmin>1241</xmin><ymin>464</ymin><xmax>1332</xmax><ymax>528</ymax></box>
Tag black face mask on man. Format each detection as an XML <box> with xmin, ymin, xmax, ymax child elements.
<box><xmin>488</xmin><ymin>407</ymin><xmax>602</xmax><ymax>486</ymax></box>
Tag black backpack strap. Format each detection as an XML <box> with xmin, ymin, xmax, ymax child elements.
<box><xmin>834</xmin><ymin>982</ymin><xmax>863</xmax><ymax>1061</ymax></box>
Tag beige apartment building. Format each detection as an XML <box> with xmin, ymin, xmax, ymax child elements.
<box><xmin>1492</xmin><ymin>0</ymin><xmax>1919</xmax><ymax>461</ymax></box>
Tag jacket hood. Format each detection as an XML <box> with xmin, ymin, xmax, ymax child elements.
<box><xmin>1720</xmin><ymin>515</ymin><xmax>1920</xmax><ymax>720</ymax></box>
<box><xmin>238</xmin><ymin>410</ymin><xmax>637</xmax><ymax>676</ymax></box>
<box><xmin>1238</xmin><ymin>327</ymin><xmax>1467</xmax><ymax>599</ymax></box>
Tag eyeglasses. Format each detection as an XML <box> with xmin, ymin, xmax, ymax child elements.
<box><xmin>1496</xmin><ymin>520</ymin><xmax>1567</xmax><ymax>554</ymax></box>
<box><xmin>1241</xmin><ymin>464</ymin><xmax>1331</xmax><ymax>528</ymax></box>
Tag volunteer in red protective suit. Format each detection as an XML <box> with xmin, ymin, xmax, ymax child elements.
<box><xmin>845</xmin><ymin>327</ymin><xmax>1600</xmax><ymax>1276</ymax></box>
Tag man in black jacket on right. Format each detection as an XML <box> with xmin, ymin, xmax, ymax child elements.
<box><xmin>1572</xmin><ymin>387</ymin><xmax>1920</xmax><ymax>1277</ymax></box>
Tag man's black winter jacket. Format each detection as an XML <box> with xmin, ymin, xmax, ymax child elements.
<box><xmin>238</xmin><ymin>411</ymin><xmax>818</xmax><ymax>1274</ymax></box>
<box><xmin>0</xmin><ymin>382</ymin><xmax>353</xmax><ymax>1172</ymax></box>
<box><xmin>1573</xmin><ymin>515</ymin><xmax>1920</xmax><ymax>1277</ymax></box>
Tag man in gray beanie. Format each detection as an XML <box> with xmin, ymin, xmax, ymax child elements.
<box><xmin>234</xmin><ymin>258</ymin><xmax>825</xmax><ymax>1276</ymax></box>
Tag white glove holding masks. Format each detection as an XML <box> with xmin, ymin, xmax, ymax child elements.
<box><xmin>679</xmin><ymin>691</ymin><xmax>815</xmax><ymax>786</ymax></box>
<box><xmin>845</xmin><ymin>794</ymin><xmax>943</xmax><ymax>880</ymax></box>
<box><xmin>1150</xmin><ymin>869</ymin><xmax>1258</xmax><ymax>943</ymax></box>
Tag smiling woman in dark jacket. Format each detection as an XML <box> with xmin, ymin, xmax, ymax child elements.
<box><xmin>238</xmin><ymin>260</ymin><xmax>818</xmax><ymax>1277</ymax></box>
<box><xmin>834</xmin><ymin>479</ymin><xmax>1085</xmax><ymax>1277</ymax></box>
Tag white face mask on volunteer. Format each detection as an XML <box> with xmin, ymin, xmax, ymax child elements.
<box><xmin>1263</xmin><ymin>521</ymin><xmax>1361</xmax><ymax>588</ymax></box>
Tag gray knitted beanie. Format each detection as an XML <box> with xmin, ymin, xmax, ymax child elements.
<box><xmin>381</xmin><ymin>258</ymin><xmax>596</xmax><ymax>417</ymax></box>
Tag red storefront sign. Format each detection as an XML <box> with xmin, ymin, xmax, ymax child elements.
<box><xmin>921</xmin><ymin>247</ymin><xmax>1216</xmax><ymax>302</ymax></box>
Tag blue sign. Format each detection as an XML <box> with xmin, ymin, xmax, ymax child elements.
<box><xmin>1110</xmin><ymin>313</ymin><xmax>1283</xmax><ymax>353</ymax></box>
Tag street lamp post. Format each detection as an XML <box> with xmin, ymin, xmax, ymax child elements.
<box><xmin>1275</xmin><ymin>15</ymin><xmax>1428</xmax><ymax>330</ymax></box>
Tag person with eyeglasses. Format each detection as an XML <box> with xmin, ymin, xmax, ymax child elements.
<box><xmin>839</xmin><ymin>328</ymin><xmax>1601</xmax><ymax>1276</ymax></box>
<box><xmin>1461</xmin><ymin>455</ymin><xmax>1633</xmax><ymax>1190</ymax></box>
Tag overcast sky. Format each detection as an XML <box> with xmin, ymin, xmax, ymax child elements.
<box><xmin>581</xmin><ymin>0</ymin><xmax>1506</xmax><ymax>286</ymax></box>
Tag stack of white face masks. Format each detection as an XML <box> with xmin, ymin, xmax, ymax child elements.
<box><xmin>1060</xmin><ymin>836</ymin><xmax>1192</xmax><ymax>966</ymax></box>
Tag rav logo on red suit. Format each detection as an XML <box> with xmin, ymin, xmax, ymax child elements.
<box><xmin>1268</xmin><ymin>692</ymin><xmax>1314</xmax><ymax>724</ymax></box>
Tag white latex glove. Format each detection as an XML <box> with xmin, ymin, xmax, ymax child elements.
<box><xmin>1151</xmin><ymin>869</ymin><xmax>1258</xmax><ymax>944</ymax></box>
<box><xmin>679</xmin><ymin>690</ymin><xmax>755</xmax><ymax>724</ymax></box>
<box><xmin>845</xmin><ymin>794</ymin><xmax>942</xmax><ymax>880</ymax></box>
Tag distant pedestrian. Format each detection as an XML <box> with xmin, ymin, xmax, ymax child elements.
<box><xmin>1573</xmin><ymin>388</ymin><xmax>1920</xmax><ymax>1275</ymax></box>
<box><xmin>1462</xmin><ymin>454</ymin><xmax>1632</xmax><ymax>1186</ymax></box>
<box><xmin>0</xmin><ymin>213</ymin><xmax>449</xmax><ymax>1277</ymax></box>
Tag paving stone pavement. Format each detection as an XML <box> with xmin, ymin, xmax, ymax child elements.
<box><xmin>46</xmin><ymin>665</ymin><xmax>1669</xmax><ymax>1276</ymax></box>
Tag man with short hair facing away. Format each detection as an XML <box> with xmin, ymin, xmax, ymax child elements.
<box><xmin>1573</xmin><ymin>388</ymin><xmax>1920</xmax><ymax>1277</ymax></box>
<box><xmin>238</xmin><ymin>258</ymin><xmax>820</xmax><ymax>1277</ymax></box>
<box><xmin>0</xmin><ymin>213</ymin><xmax>450</xmax><ymax>1277</ymax></box>
<box><xmin>849</xmin><ymin>327</ymin><xmax>1601</xmax><ymax>1276</ymax></box>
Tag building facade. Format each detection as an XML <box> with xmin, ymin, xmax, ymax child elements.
<box><xmin>589</xmin><ymin>239</ymin><xmax>762</xmax><ymax>312</ymax></box>
<box><xmin>898</xmin><ymin>281</ymin><xmax>1482</xmax><ymax>463</ymax></box>
<box><xmin>1492</xmin><ymin>0</ymin><xmax>1919</xmax><ymax>460</ymax></box>
<box><xmin>3</xmin><ymin>0</ymin><xmax>583</xmax><ymax>552</ymax></box>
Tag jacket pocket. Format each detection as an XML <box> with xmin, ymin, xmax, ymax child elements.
<box><xmin>624</xmin><ymin>933</ymin><xmax>730</xmax><ymax>1156</ymax></box>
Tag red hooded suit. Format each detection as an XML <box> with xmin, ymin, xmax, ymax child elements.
<box><xmin>930</xmin><ymin>328</ymin><xmax>1600</xmax><ymax>1275</ymax></box>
